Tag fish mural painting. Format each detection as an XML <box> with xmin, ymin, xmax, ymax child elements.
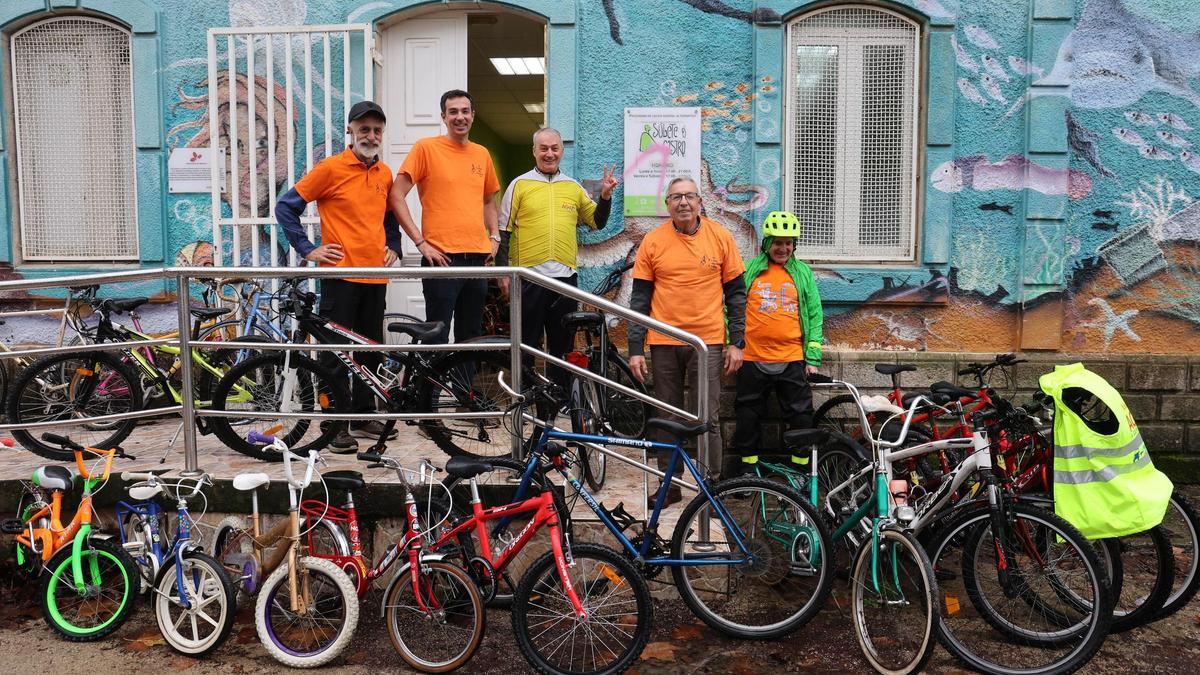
<box><xmin>931</xmin><ymin>155</ymin><xmax>1094</xmax><ymax>199</ymax></box>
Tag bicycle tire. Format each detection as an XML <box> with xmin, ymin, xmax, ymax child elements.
<box><xmin>120</xmin><ymin>510</ymin><xmax>164</xmax><ymax>594</ymax></box>
<box><xmin>511</xmin><ymin>543</ymin><xmax>652</xmax><ymax>675</ymax></box>
<box><xmin>929</xmin><ymin>502</ymin><xmax>1111</xmax><ymax>675</ymax></box>
<box><xmin>415</xmin><ymin>349</ymin><xmax>523</xmax><ymax>459</ymax></box>
<box><xmin>255</xmin><ymin>555</ymin><xmax>359</xmax><ymax>668</ymax></box>
<box><xmin>154</xmin><ymin>551</ymin><xmax>237</xmax><ymax>656</ymax></box>
<box><xmin>384</xmin><ymin>559</ymin><xmax>486</xmax><ymax>673</ymax></box>
<box><xmin>9</xmin><ymin>351</ymin><xmax>142</xmax><ymax>461</ymax></box>
<box><xmin>850</xmin><ymin>527</ymin><xmax>938</xmax><ymax>675</ymax></box>
<box><xmin>209</xmin><ymin>516</ymin><xmax>259</xmax><ymax>603</ymax></box>
<box><xmin>670</xmin><ymin>476</ymin><xmax>833</xmax><ymax>639</ymax></box>
<box><xmin>1105</xmin><ymin>525</ymin><xmax>1174</xmax><ymax>632</ymax></box>
<box><xmin>208</xmin><ymin>352</ymin><xmax>347</xmax><ymax>461</ymax></box>
<box><xmin>1159</xmin><ymin>492</ymin><xmax>1200</xmax><ymax>618</ymax></box>
<box><xmin>194</xmin><ymin>321</ymin><xmax>276</xmax><ymax>402</ymax></box>
<box><xmin>40</xmin><ymin>537</ymin><xmax>140</xmax><ymax>641</ymax></box>
<box><xmin>592</xmin><ymin>349</ymin><xmax>650</xmax><ymax>439</ymax></box>
<box><xmin>437</xmin><ymin>456</ymin><xmax>571</xmax><ymax>607</ymax></box>
<box><xmin>813</xmin><ymin>393</ymin><xmax>868</xmax><ymax>440</ymax></box>
<box><xmin>570</xmin><ymin>378</ymin><xmax>606</xmax><ymax>492</ymax></box>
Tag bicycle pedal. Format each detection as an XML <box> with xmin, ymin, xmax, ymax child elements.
<box><xmin>0</xmin><ymin>519</ymin><xmax>25</xmax><ymax>534</ymax></box>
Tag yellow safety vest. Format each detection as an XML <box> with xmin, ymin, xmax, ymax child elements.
<box><xmin>1040</xmin><ymin>362</ymin><xmax>1172</xmax><ymax>539</ymax></box>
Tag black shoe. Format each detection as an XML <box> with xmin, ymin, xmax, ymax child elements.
<box><xmin>649</xmin><ymin>485</ymin><xmax>683</xmax><ymax>508</ymax></box>
<box><xmin>328</xmin><ymin>431</ymin><xmax>358</xmax><ymax>454</ymax></box>
<box><xmin>349</xmin><ymin>420</ymin><xmax>398</xmax><ymax>440</ymax></box>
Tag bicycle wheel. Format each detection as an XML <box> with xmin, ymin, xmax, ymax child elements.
<box><xmin>437</xmin><ymin>457</ymin><xmax>570</xmax><ymax>607</ymax></box>
<box><xmin>384</xmin><ymin>559</ymin><xmax>486</xmax><ymax>673</ymax></box>
<box><xmin>208</xmin><ymin>352</ymin><xmax>347</xmax><ymax>461</ymax></box>
<box><xmin>1105</xmin><ymin>525</ymin><xmax>1173</xmax><ymax>632</ymax></box>
<box><xmin>570</xmin><ymin>378</ymin><xmax>606</xmax><ymax>491</ymax></box>
<box><xmin>929</xmin><ymin>502</ymin><xmax>1111</xmax><ymax>675</ymax></box>
<box><xmin>670</xmin><ymin>476</ymin><xmax>833</xmax><ymax>639</ymax></box>
<box><xmin>255</xmin><ymin>555</ymin><xmax>359</xmax><ymax>668</ymax></box>
<box><xmin>511</xmin><ymin>543</ymin><xmax>652</xmax><ymax>675</ymax></box>
<box><xmin>209</xmin><ymin>516</ymin><xmax>259</xmax><ymax>602</ymax></box>
<box><xmin>120</xmin><ymin>510</ymin><xmax>169</xmax><ymax>594</ymax></box>
<box><xmin>40</xmin><ymin>537</ymin><xmax>139</xmax><ymax>641</ymax></box>
<box><xmin>155</xmin><ymin>551</ymin><xmax>237</xmax><ymax>656</ymax></box>
<box><xmin>1159</xmin><ymin>493</ymin><xmax>1200</xmax><ymax>618</ymax></box>
<box><xmin>813</xmin><ymin>393</ymin><xmax>868</xmax><ymax>440</ymax></box>
<box><xmin>194</xmin><ymin>321</ymin><xmax>276</xmax><ymax>404</ymax></box>
<box><xmin>9</xmin><ymin>351</ymin><xmax>142</xmax><ymax>461</ymax></box>
<box><xmin>849</xmin><ymin>527</ymin><xmax>938</xmax><ymax>675</ymax></box>
<box><xmin>592</xmin><ymin>349</ymin><xmax>650</xmax><ymax>439</ymax></box>
<box><xmin>416</xmin><ymin>349</ymin><xmax>520</xmax><ymax>459</ymax></box>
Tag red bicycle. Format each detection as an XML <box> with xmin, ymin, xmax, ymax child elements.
<box><xmin>358</xmin><ymin>449</ymin><xmax>653</xmax><ymax>675</ymax></box>
<box><xmin>298</xmin><ymin>459</ymin><xmax>486</xmax><ymax>673</ymax></box>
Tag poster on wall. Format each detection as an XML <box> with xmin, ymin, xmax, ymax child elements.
<box><xmin>168</xmin><ymin>148</ymin><xmax>225</xmax><ymax>193</ymax></box>
<box><xmin>623</xmin><ymin>107</ymin><xmax>701</xmax><ymax>216</ymax></box>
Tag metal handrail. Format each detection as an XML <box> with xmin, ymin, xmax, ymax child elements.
<box><xmin>0</xmin><ymin>266</ymin><xmax>711</xmax><ymax>499</ymax></box>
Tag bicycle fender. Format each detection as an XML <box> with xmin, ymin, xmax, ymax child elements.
<box><xmin>829</xmin><ymin>429</ymin><xmax>870</xmax><ymax>462</ymax></box>
<box><xmin>378</xmin><ymin>553</ymin><xmax>448</xmax><ymax>618</ymax></box>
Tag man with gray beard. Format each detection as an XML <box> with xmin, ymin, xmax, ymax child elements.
<box><xmin>275</xmin><ymin>100</ymin><xmax>403</xmax><ymax>452</ymax></box>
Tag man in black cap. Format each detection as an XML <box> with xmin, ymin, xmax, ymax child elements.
<box><xmin>276</xmin><ymin>100</ymin><xmax>403</xmax><ymax>452</ymax></box>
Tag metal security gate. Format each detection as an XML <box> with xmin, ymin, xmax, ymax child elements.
<box><xmin>207</xmin><ymin>25</ymin><xmax>374</xmax><ymax>269</ymax></box>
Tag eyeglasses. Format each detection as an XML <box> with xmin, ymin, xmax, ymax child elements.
<box><xmin>665</xmin><ymin>192</ymin><xmax>700</xmax><ymax>203</ymax></box>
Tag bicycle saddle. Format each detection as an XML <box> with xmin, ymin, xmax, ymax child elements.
<box><xmin>387</xmin><ymin>320</ymin><xmax>443</xmax><ymax>342</ymax></box>
<box><xmin>646</xmin><ymin>418</ymin><xmax>710</xmax><ymax>440</ymax></box>
<box><xmin>875</xmin><ymin>363</ymin><xmax>917</xmax><ymax>375</ymax></box>
<box><xmin>444</xmin><ymin>455</ymin><xmax>494</xmax><ymax>479</ymax></box>
<box><xmin>562</xmin><ymin>311</ymin><xmax>603</xmax><ymax>331</ymax></box>
<box><xmin>783</xmin><ymin>428</ymin><xmax>830</xmax><ymax>448</ymax></box>
<box><xmin>931</xmin><ymin>381</ymin><xmax>977</xmax><ymax>400</ymax></box>
<box><xmin>33</xmin><ymin>465</ymin><xmax>75</xmax><ymax>492</ymax></box>
<box><xmin>107</xmin><ymin>297</ymin><xmax>150</xmax><ymax>312</ymax></box>
<box><xmin>189</xmin><ymin>306</ymin><xmax>232</xmax><ymax>320</ymax></box>
<box><xmin>232</xmin><ymin>473</ymin><xmax>270</xmax><ymax>491</ymax></box>
<box><xmin>322</xmin><ymin>470</ymin><xmax>365</xmax><ymax>492</ymax></box>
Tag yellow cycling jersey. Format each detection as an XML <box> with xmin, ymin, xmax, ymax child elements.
<box><xmin>498</xmin><ymin>169</ymin><xmax>601</xmax><ymax>270</ymax></box>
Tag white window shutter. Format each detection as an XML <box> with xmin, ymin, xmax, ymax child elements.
<box><xmin>11</xmin><ymin>17</ymin><xmax>139</xmax><ymax>262</ymax></box>
<box><xmin>787</xmin><ymin>7</ymin><xmax>919</xmax><ymax>262</ymax></box>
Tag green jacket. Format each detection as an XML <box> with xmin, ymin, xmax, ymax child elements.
<box><xmin>742</xmin><ymin>251</ymin><xmax>824</xmax><ymax>366</ymax></box>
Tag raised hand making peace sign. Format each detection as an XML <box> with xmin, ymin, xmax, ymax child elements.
<box><xmin>599</xmin><ymin>164</ymin><xmax>620</xmax><ymax>200</ymax></box>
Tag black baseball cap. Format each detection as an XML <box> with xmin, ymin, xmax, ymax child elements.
<box><xmin>347</xmin><ymin>100</ymin><xmax>386</xmax><ymax>123</ymax></box>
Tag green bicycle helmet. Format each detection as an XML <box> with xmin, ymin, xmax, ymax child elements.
<box><xmin>762</xmin><ymin>211</ymin><xmax>801</xmax><ymax>239</ymax></box>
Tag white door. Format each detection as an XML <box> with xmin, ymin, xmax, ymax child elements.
<box><xmin>379</xmin><ymin>14</ymin><xmax>467</xmax><ymax>323</ymax></box>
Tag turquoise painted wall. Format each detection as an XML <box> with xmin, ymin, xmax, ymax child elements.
<box><xmin>1</xmin><ymin>0</ymin><xmax>1198</xmax><ymax>354</ymax></box>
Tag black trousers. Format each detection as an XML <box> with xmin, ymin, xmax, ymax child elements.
<box><xmin>422</xmin><ymin>253</ymin><xmax>488</xmax><ymax>344</ymax></box>
<box><xmin>731</xmin><ymin>361</ymin><xmax>813</xmax><ymax>458</ymax></box>
<box><xmin>317</xmin><ymin>278</ymin><xmax>386</xmax><ymax>413</ymax></box>
<box><xmin>520</xmin><ymin>274</ymin><xmax>578</xmax><ymax>390</ymax></box>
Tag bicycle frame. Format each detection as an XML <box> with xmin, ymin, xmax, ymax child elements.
<box><xmin>116</xmin><ymin>474</ymin><xmax>210</xmax><ymax>609</ymax></box>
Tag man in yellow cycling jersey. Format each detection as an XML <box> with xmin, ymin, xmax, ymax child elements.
<box><xmin>496</xmin><ymin>127</ymin><xmax>617</xmax><ymax>387</ymax></box>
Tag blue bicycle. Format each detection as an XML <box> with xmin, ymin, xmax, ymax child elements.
<box><xmin>491</xmin><ymin>372</ymin><xmax>833</xmax><ymax>639</ymax></box>
<box><xmin>116</xmin><ymin>471</ymin><xmax>237</xmax><ymax>656</ymax></box>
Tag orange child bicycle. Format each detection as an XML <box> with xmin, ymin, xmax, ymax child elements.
<box><xmin>2</xmin><ymin>433</ymin><xmax>140</xmax><ymax>641</ymax></box>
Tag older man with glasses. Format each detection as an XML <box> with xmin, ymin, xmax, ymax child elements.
<box><xmin>628</xmin><ymin>176</ymin><xmax>746</xmax><ymax>506</ymax></box>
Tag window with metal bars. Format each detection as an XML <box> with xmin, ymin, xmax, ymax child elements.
<box><xmin>785</xmin><ymin>6</ymin><xmax>920</xmax><ymax>262</ymax></box>
<box><xmin>10</xmin><ymin>17</ymin><xmax>138</xmax><ymax>262</ymax></box>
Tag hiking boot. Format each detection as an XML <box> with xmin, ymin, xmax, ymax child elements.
<box><xmin>649</xmin><ymin>485</ymin><xmax>683</xmax><ymax>508</ymax></box>
<box><xmin>328</xmin><ymin>430</ymin><xmax>358</xmax><ymax>454</ymax></box>
<box><xmin>349</xmin><ymin>420</ymin><xmax>398</xmax><ymax>440</ymax></box>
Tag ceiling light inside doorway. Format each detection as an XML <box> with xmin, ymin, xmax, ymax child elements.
<box><xmin>524</xmin><ymin>103</ymin><xmax>545</xmax><ymax>113</ymax></box>
<box><xmin>490</xmin><ymin>57</ymin><xmax>545</xmax><ymax>76</ymax></box>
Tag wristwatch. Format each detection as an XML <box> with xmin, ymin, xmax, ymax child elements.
<box><xmin>489</xmin><ymin>233</ymin><xmax>502</xmax><ymax>242</ymax></box>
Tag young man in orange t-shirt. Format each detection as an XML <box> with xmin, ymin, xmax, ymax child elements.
<box><xmin>732</xmin><ymin>211</ymin><xmax>824</xmax><ymax>475</ymax></box>
<box><xmin>276</xmin><ymin>100</ymin><xmax>404</xmax><ymax>452</ymax></box>
<box><xmin>628</xmin><ymin>176</ymin><xmax>747</xmax><ymax>506</ymax></box>
<box><xmin>389</xmin><ymin>89</ymin><xmax>501</xmax><ymax>344</ymax></box>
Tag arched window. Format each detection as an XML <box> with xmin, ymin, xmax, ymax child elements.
<box><xmin>786</xmin><ymin>6</ymin><xmax>920</xmax><ymax>262</ymax></box>
<box><xmin>11</xmin><ymin>17</ymin><xmax>138</xmax><ymax>261</ymax></box>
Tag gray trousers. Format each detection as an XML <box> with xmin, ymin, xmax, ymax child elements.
<box><xmin>649</xmin><ymin>344</ymin><xmax>724</xmax><ymax>481</ymax></box>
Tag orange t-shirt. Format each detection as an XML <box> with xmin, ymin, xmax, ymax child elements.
<box><xmin>294</xmin><ymin>148</ymin><xmax>393</xmax><ymax>284</ymax></box>
<box><xmin>633</xmin><ymin>217</ymin><xmax>745</xmax><ymax>346</ymax></box>
<box><xmin>398</xmin><ymin>136</ymin><xmax>500</xmax><ymax>254</ymax></box>
<box><xmin>744</xmin><ymin>264</ymin><xmax>805</xmax><ymax>363</ymax></box>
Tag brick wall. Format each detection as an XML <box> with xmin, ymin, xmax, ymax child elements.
<box><xmin>693</xmin><ymin>351</ymin><xmax>1199</xmax><ymax>482</ymax></box>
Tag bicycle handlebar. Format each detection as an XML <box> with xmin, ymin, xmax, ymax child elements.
<box><xmin>247</xmin><ymin>432</ymin><xmax>320</xmax><ymax>489</ymax></box>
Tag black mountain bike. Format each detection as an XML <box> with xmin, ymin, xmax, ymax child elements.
<box><xmin>207</xmin><ymin>280</ymin><xmax>526</xmax><ymax>461</ymax></box>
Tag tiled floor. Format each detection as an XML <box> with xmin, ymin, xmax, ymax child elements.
<box><xmin>0</xmin><ymin>414</ymin><xmax>700</xmax><ymax>530</ymax></box>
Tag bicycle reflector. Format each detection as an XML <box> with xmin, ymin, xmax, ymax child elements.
<box><xmin>565</xmin><ymin>351</ymin><xmax>589</xmax><ymax>369</ymax></box>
